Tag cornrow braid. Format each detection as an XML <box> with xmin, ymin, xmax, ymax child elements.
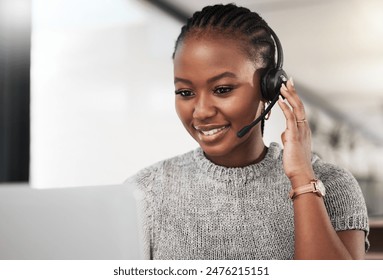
<box><xmin>172</xmin><ymin>4</ymin><xmax>275</xmax><ymax>68</ymax></box>
<box><xmin>222</xmin><ymin>8</ymin><xmax>248</xmax><ymax>27</ymax></box>
<box><xmin>172</xmin><ymin>4</ymin><xmax>277</xmax><ymax>135</ymax></box>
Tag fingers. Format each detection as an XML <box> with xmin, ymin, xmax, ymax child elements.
<box><xmin>278</xmin><ymin>95</ymin><xmax>297</xmax><ymax>131</ymax></box>
<box><xmin>280</xmin><ymin>78</ymin><xmax>306</xmax><ymax>121</ymax></box>
<box><xmin>278</xmin><ymin>77</ymin><xmax>311</xmax><ymax>133</ymax></box>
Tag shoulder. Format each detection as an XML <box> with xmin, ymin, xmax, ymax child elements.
<box><xmin>124</xmin><ymin>149</ymin><xmax>197</xmax><ymax>191</ymax></box>
<box><xmin>311</xmin><ymin>155</ymin><xmax>369</xmax><ymax>233</ymax></box>
<box><xmin>269</xmin><ymin>143</ymin><xmax>362</xmax><ymax>198</ymax></box>
<box><xmin>311</xmin><ymin>155</ymin><xmax>362</xmax><ymax>199</ymax></box>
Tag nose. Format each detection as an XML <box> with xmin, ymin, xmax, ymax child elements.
<box><xmin>193</xmin><ymin>93</ymin><xmax>217</xmax><ymax>121</ymax></box>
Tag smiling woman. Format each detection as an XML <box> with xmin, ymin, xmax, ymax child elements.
<box><xmin>174</xmin><ymin>36</ymin><xmax>265</xmax><ymax>167</ymax></box>
<box><xmin>125</xmin><ymin>3</ymin><xmax>369</xmax><ymax>260</ymax></box>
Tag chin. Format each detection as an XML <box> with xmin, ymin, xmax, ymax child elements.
<box><xmin>189</xmin><ymin>127</ymin><xmax>244</xmax><ymax>160</ymax></box>
<box><xmin>198</xmin><ymin>142</ymin><xmax>236</xmax><ymax>160</ymax></box>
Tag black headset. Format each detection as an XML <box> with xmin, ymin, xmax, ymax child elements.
<box><xmin>237</xmin><ymin>25</ymin><xmax>287</xmax><ymax>138</ymax></box>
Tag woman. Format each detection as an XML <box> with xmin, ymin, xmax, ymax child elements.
<box><xmin>126</xmin><ymin>4</ymin><xmax>369</xmax><ymax>260</ymax></box>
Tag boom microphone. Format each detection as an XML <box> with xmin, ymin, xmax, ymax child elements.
<box><xmin>236</xmin><ymin>87</ymin><xmax>284</xmax><ymax>138</ymax></box>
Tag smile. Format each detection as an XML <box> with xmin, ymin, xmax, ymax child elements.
<box><xmin>193</xmin><ymin>125</ymin><xmax>230</xmax><ymax>142</ymax></box>
<box><xmin>199</xmin><ymin>126</ymin><xmax>228</xmax><ymax>136</ymax></box>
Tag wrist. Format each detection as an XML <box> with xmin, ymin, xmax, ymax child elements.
<box><xmin>289</xmin><ymin>171</ymin><xmax>315</xmax><ymax>189</ymax></box>
<box><xmin>289</xmin><ymin>179</ymin><xmax>326</xmax><ymax>200</ymax></box>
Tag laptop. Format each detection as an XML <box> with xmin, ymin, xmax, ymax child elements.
<box><xmin>0</xmin><ymin>184</ymin><xmax>145</xmax><ymax>260</ymax></box>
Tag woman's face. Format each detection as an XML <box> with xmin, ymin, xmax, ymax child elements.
<box><xmin>173</xmin><ymin>35</ymin><xmax>265</xmax><ymax>166</ymax></box>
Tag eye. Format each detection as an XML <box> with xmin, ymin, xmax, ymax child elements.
<box><xmin>175</xmin><ymin>89</ymin><xmax>194</xmax><ymax>97</ymax></box>
<box><xmin>213</xmin><ymin>86</ymin><xmax>233</xmax><ymax>95</ymax></box>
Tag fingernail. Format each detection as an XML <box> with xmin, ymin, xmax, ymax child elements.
<box><xmin>281</xmin><ymin>83</ymin><xmax>288</xmax><ymax>91</ymax></box>
<box><xmin>289</xmin><ymin>77</ymin><xmax>294</xmax><ymax>86</ymax></box>
<box><xmin>279</xmin><ymin>95</ymin><xmax>288</xmax><ymax>104</ymax></box>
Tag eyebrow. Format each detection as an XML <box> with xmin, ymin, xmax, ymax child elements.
<box><xmin>174</xmin><ymin>71</ymin><xmax>238</xmax><ymax>85</ymax></box>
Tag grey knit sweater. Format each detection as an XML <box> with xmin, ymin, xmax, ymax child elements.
<box><xmin>126</xmin><ymin>142</ymin><xmax>369</xmax><ymax>260</ymax></box>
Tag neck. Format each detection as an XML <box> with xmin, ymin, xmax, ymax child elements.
<box><xmin>205</xmin><ymin>138</ymin><xmax>267</xmax><ymax>168</ymax></box>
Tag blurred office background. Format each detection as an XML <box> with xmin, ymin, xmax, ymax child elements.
<box><xmin>1</xmin><ymin>0</ymin><xmax>383</xmax><ymax>258</ymax></box>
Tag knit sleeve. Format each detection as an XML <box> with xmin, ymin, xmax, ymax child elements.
<box><xmin>312</xmin><ymin>157</ymin><xmax>370</xmax><ymax>251</ymax></box>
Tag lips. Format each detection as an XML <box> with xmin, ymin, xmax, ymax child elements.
<box><xmin>193</xmin><ymin>124</ymin><xmax>230</xmax><ymax>138</ymax></box>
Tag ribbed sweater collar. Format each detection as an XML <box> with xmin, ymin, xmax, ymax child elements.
<box><xmin>192</xmin><ymin>142</ymin><xmax>281</xmax><ymax>183</ymax></box>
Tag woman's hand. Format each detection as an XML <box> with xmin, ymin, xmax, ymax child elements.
<box><xmin>278</xmin><ymin>79</ymin><xmax>365</xmax><ymax>260</ymax></box>
<box><xmin>277</xmin><ymin>78</ymin><xmax>315</xmax><ymax>188</ymax></box>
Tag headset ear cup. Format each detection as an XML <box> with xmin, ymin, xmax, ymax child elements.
<box><xmin>261</xmin><ymin>68</ymin><xmax>287</xmax><ymax>101</ymax></box>
<box><xmin>261</xmin><ymin>68</ymin><xmax>273</xmax><ymax>101</ymax></box>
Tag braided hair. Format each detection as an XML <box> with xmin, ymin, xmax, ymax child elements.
<box><xmin>173</xmin><ymin>4</ymin><xmax>275</xmax><ymax>69</ymax></box>
<box><xmin>172</xmin><ymin>4</ymin><xmax>277</xmax><ymax>134</ymax></box>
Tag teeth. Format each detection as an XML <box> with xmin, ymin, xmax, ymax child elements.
<box><xmin>200</xmin><ymin>126</ymin><xmax>227</xmax><ymax>136</ymax></box>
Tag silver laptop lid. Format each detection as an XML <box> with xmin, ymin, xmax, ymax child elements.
<box><xmin>0</xmin><ymin>184</ymin><xmax>145</xmax><ymax>260</ymax></box>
